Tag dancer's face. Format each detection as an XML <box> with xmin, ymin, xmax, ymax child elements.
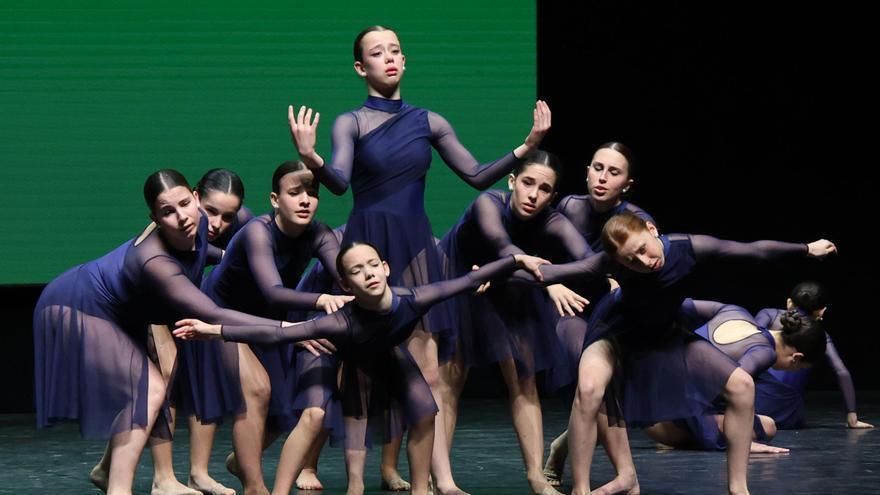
<box><xmin>151</xmin><ymin>186</ymin><xmax>201</xmax><ymax>249</ymax></box>
<box><xmin>339</xmin><ymin>244</ymin><xmax>390</xmax><ymax>300</ymax></box>
<box><xmin>194</xmin><ymin>190</ymin><xmax>241</xmax><ymax>243</ymax></box>
<box><xmin>587</xmin><ymin>148</ymin><xmax>632</xmax><ymax>205</ymax></box>
<box><xmin>355</xmin><ymin>30</ymin><xmax>405</xmax><ymax>91</ymax></box>
<box><xmin>271</xmin><ymin>170</ymin><xmax>319</xmax><ymax>230</ymax></box>
<box><xmin>508</xmin><ymin>163</ymin><xmax>557</xmax><ymax>220</ymax></box>
<box><xmin>612</xmin><ymin>223</ymin><xmax>664</xmax><ymax>273</ymax></box>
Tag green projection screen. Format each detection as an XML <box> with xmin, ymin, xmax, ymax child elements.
<box><xmin>0</xmin><ymin>1</ymin><xmax>535</xmax><ymax>284</ymax></box>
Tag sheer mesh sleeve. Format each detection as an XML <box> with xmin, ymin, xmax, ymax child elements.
<box><xmin>410</xmin><ymin>255</ymin><xmax>518</xmax><ymax>312</ymax></box>
<box><xmin>754</xmin><ymin>308</ymin><xmax>777</xmax><ymax>329</ymax></box>
<box><xmin>690</xmin><ymin>235</ymin><xmax>808</xmax><ymax>263</ymax></box>
<box><xmin>207</xmin><ymin>244</ymin><xmax>224</xmax><ymax>266</ymax></box>
<box><xmin>679</xmin><ymin>298</ymin><xmax>727</xmax><ymax>330</ymax></box>
<box><xmin>141</xmin><ymin>254</ymin><xmax>281</xmax><ymax>327</ymax></box>
<box><xmin>237</xmin><ymin>205</ymin><xmax>255</xmax><ymax>225</ymax></box>
<box><xmin>238</xmin><ymin>222</ymin><xmax>322</xmax><ymax>310</ymax></box>
<box><xmin>509</xmin><ymin>251</ymin><xmax>609</xmax><ymax>286</ymax></box>
<box><xmin>472</xmin><ymin>193</ymin><xmax>525</xmax><ymax>257</ymax></box>
<box><xmin>310</xmin><ymin>222</ymin><xmax>342</xmax><ymax>282</ymax></box>
<box><xmin>737</xmin><ymin>345</ymin><xmax>777</xmax><ymax>377</ymax></box>
<box><xmin>222</xmin><ymin>311</ymin><xmax>352</xmax><ymax>346</ymax></box>
<box><xmin>311</xmin><ymin>112</ymin><xmax>359</xmax><ymax>195</ymax></box>
<box><xmin>825</xmin><ymin>333</ymin><xmax>857</xmax><ymax>413</ymax></box>
<box><xmin>428</xmin><ymin>112</ymin><xmax>521</xmax><ymax>189</ymax></box>
<box><xmin>543</xmin><ymin>213</ymin><xmax>594</xmax><ymax>260</ymax></box>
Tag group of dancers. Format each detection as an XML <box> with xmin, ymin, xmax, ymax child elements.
<box><xmin>32</xmin><ymin>25</ymin><xmax>871</xmax><ymax>495</ymax></box>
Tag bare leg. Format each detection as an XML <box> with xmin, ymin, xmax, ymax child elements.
<box><xmin>379</xmin><ymin>437</ymin><xmax>410</xmax><ymax>491</ymax></box>
<box><xmin>406</xmin><ymin>329</ymin><xmax>466</xmax><ymax>494</ymax></box>
<box><xmin>295</xmin><ymin>429</ymin><xmax>328</xmax><ymax>490</ymax></box>
<box><xmin>343</xmin><ymin>415</ymin><xmax>368</xmax><ymax>495</ymax></box>
<box><xmin>149</xmin><ymin>325</ymin><xmax>200</xmax><ymax>495</ymax></box>
<box><xmin>105</xmin><ymin>361</ymin><xmax>167</xmax><ymax>495</ymax></box>
<box><xmin>187</xmin><ymin>417</ymin><xmax>234</xmax><ymax>495</ymax></box>
<box><xmin>438</xmin><ymin>349</ymin><xmax>469</xmax><ymax>451</ymax></box>
<box><xmin>90</xmin><ymin>442</ymin><xmax>112</xmax><ymax>492</ymax></box>
<box><xmin>592</xmin><ymin>410</ymin><xmax>640</xmax><ymax>495</ymax></box>
<box><xmin>497</xmin><ymin>358</ymin><xmax>560</xmax><ymax>495</ymax></box>
<box><xmin>271</xmin><ymin>407</ymin><xmax>326</xmax><ymax>495</ymax></box>
<box><xmin>407</xmin><ymin>415</ymin><xmax>436</xmax><ymax>495</ymax></box>
<box><xmin>569</xmin><ymin>340</ymin><xmax>615</xmax><ymax>495</ymax></box>
<box><xmin>231</xmin><ymin>343</ymin><xmax>271</xmax><ymax>495</ymax></box>
<box><xmin>543</xmin><ymin>429</ymin><xmax>567</xmax><ymax>486</ymax></box>
<box><xmin>722</xmin><ymin>368</ymin><xmax>754</xmax><ymax>495</ymax></box>
<box><xmin>715</xmin><ymin>413</ymin><xmax>787</xmax><ymax>454</ymax></box>
<box><xmin>644</xmin><ymin>421</ymin><xmax>692</xmax><ymax>447</ymax></box>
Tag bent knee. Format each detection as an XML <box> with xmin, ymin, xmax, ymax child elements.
<box><xmin>575</xmin><ymin>376</ymin><xmax>605</xmax><ymax>409</ymax></box>
<box><xmin>301</xmin><ymin>406</ymin><xmax>326</xmax><ymax>426</ymax></box>
<box><xmin>758</xmin><ymin>415</ymin><xmax>777</xmax><ymax>440</ymax></box>
<box><xmin>725</xmin><ymin>368</ymin><xmax>755</xmax><ymax>403</ymax></box>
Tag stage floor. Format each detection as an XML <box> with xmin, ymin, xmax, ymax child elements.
<box><xmin>2</xmin><ymin>392</ymin><xmax>878</xmax><ymax>494</ymax></box>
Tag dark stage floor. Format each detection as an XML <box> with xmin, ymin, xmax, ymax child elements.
<box><xmin>1</xmin><ymin>392</ymin><xmax>877</xmax><ymax>494</ymax></box>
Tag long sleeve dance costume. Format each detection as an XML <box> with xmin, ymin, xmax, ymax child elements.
<box><xmin>439</xmin><ymin>190</ymin><xmax>592</xmax><ymax>378</ymax></box>
<box><xmin>312</xmin><ymin>96</ymin><xmax>522</xmax><ymax>337</ymax></box>
<box><xmin>34</xmin><ymin>215</ymin><xmax>283</xmax><ymax>439</ymax></box>
<box><xmin>753</xmin><ymin>308</ymin><xmax>856</xmax><ymax>428</ymax></box>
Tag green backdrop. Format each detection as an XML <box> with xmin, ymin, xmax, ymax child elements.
<box><xmin>0</xmin><ymin>1</ymin><xmax>535</xmax><ymax>284</ymax></box>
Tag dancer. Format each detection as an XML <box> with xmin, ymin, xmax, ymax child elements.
<box><xmin>511</xmin><ymin>212</ymin><xmax>836</xmax><ymax>494</ymax></box>
<box><xmin>287</xmin><ymin>25</ymin><xmax>551</xmax><ymax>494</ymax></box>
<box><xmin>439</xmin><ymin>150</ymin><xmax>588</xmax><ymax>495</ymax></box>
<box><xmin>174</xmin><ymin>243</ymin><xmax>550</xmax><ymax>495</ymax></box>
<box><xmin>755</xmin><ymin>281</ymin><xmax>874</xmax><ymax>430</ymax></box>
<box><xmin>199</xmin><ymin>161</ymin><xmax>351</xmax><ymax>495</ymax></box>
<box><xmin>33</xmin><ymin>170</ymin><xmax>291</xmax><ymax>495</ymax></box>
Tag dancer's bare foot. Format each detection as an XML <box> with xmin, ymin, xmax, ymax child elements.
<box><xmin>346</xmin><ymin>479</ymin><xmax>365</xmax><ymax>495</ymax></box>
<box><xmin>750</xmin><ymin>441</ymin><xmax>789</xmax><ymax>454</ymax></box>
<box><xmin>591</xmin><ymin>469</ymin><xmax>640</xmax><ymax>495</ymax></box>
<box><xmin>380</xmin><ymin>476</ymin><xmax>411</xmax><ymax>491</ymax></box>
<box><xmin>89</xmin><ymin>463</ymin><xmax>109</xmax><ymax>492</ymax></box>
<box><xmin>188</xmin><ymin>474</ymin><xmax>236</xmax><ymax>495</ymax></box>
<box><xmin>224</xmin><ymin>452</ymin><xmax>239</xmax><ymax>478</ymax></box>
<box><xmin>151</xmin><ymin>478</ymin><xmax>201</xmax><ymax>495</ymax></box>
<box><xmin>543</xmin><ymin>436</ymin><xmax>566</xmax><ymax>486</ymax></box>
<box><xmin>436</xmin><ymin>488</ymin><xmax>470</xmax><ymax>495</ymax></box>
<box><xmin>296</xmin><ymin>467</ymin><xmax>324</xmax><ymax>491</ymax></box>
<box><xmin>527</xmin><ymin>474</ymin><xmax>563</xmax><ymax>495</ymax></box>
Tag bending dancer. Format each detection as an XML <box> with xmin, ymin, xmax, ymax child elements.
<box><xmin>544</xmin><ymin>142</ymin><xmax>653</xmax><ymax>490</ymax></box>
<box><xmin>755</xmin><ymin>281</ymin><xmax>874</xmax><ymax>430</ymax></box>
<box><xmin>195</xmin><ymin>168</ymin><xmax>254</xmax><ymax>250</ymax></box>
<box><xmin>33</xmin><ymin>170</ymin><xmax>293</xmax><ymax>495</ymax></box>
<box><xmin>175</xmin><ymin>168</ymin><xmax>251</xmax><ymax>495</ymax></box>
<box><xmin>438</xmin><ymin>150</ymin><xmax>588</xmax><ymax>495</ymax></box>
<box><xmin>645</xmin><ymin>300</ymin><xmax>826</xmax><ymax>452</ymax></box>
<box><xmin>286</xmin><ymin>24</ymin><xmax>551</xmax><ymax>495</ymax></box>
<box><xmin>512</xmin><ymin>212</ymin><xmax>836</xmax><ymax>494</ymax></box>
<box><xmin>198</xmin><ymin>161</ymin><xmax>351</xmax><ymax>495</ymax></box>
<box><xmin>174</xmin><ymin>243</ymin><xmax>550</xmax><ymax>495</ymax></box>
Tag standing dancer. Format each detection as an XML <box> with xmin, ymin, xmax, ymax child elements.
<box><xmin>199</xmin><ymin>161</ymin><xmax>351</xmax><ymax>495</ymax></box>
<box><xmin>438</xmin><ymin>150</ymin><xmax>588</xmax><ymax>495</ymax></box>
<box><xmin>287</xmin><ymin>25</ymin><xmax>551</xmax><ymax>494</ymax></box>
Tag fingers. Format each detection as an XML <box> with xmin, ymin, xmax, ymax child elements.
<box><xmin>317</xmin><ymin>338</ymin><xmax>337</xmax><ymax>353</ymax></box>
<box><xmin>301</xmin><ymin>341</ymin><xmax>321</xmax><ymax>357</ymax></box>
